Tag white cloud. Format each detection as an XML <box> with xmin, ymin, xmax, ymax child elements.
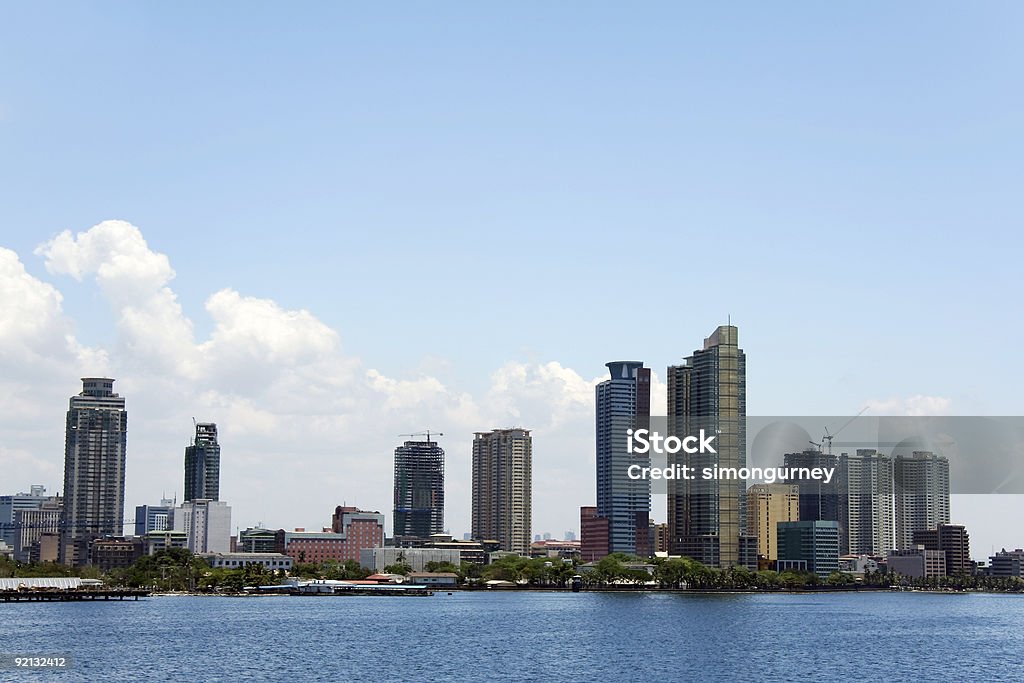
<box><xmin>863</xmin><ymin>395</ymin><xmax>953</xmax><ymax>416</ymax></box>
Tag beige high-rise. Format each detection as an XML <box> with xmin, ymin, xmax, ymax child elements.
<box><xmin>746</xmin><ymin>483</ymin><xmax>799</xmax><ymax>561</ymax></box>
<box><xmin>472</xmin><ymin>428</ymin><xmax>532</xmax><ymax>555</ymax></box>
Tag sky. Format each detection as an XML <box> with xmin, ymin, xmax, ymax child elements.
<box><xmin>1</xmin><ymin>3</ymin><xmax>1022</xmax><ymax>559</ymax></box>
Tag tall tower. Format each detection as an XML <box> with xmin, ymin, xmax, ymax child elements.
<box><xmin>894</xmin><ymin>451</ymin><xmax>950</xmax><ymax>549</ymax></box>
<box><xmin>185</xmin><ymin>422</ymin><xmax>220</xmax><ymax>502</ymax></box>
<box><xmin>471</xmin><ymin>428</ymin><xmax>532</xmax><ymax>554</ymax></box>
<box><xmin>595</xmin><ymin>361</ymin><xmax>651</xmax><ymax>557</ymax></box>
<box><xmin>837</xmin><ymin>449</ymin><xmax>894</xmax><ymax>555</ymax></box>
<box><xmin>393</xmin><ymin>438</ymin><xmax>445</xmax><ymax>539</ymax></box>
<box><xmin>668</xmin><ymin>325</ymin><xmax>756</xmax><ymax>569</ymax></box>
<box><xmin>59</xmin><ymin>378</ymin><xmax>127</xmax><ymax>566</ymax></box>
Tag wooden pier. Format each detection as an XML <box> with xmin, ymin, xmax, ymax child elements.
<box><xmin>1</xmin><ymin>589</ymin><xmax>151</xmax><ymax>602</ymax></box>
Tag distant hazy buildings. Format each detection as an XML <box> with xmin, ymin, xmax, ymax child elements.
<box><xmin>596</xmin><ymin>361</ymin><xmax>651</xmax><ymax>557</ymax></box>
<box><xmin>895</xmin><ymin>451</ymin><xmax>950</xmax><ymax>549</ymax></box>
<box><xmin>746</xmin><ymin>484</ymin><xmax>799</xmax><ymax>562</ymax></box>
<box><xmin>837</xmin><ymin>449</ymin><xmax>894</xmax><ymax>556</ymax></box>
<box><xmin>171</xmin><ymin>499</ymin><xmax>231</xmax><ymax>554</ymax></box>
<box><xmin>471</xmin><ymin>428</ymin><xmax>532</xmax><ymax>554</ymax></box>
<box><xmin>777</xmin><ymin>520</ymin><xmax>839</xmax><ymax>579</ymax></box>
<box><xmin>393</xmin><ymin>438</ymin><xmax>445</xmax><ymax>539</ymax></box>
<box><xmin>668</xmin><ymin>326</ymin><xmax>756</xmax><ymax>569</ymax></box>
<box><xmin>185</xmin><ymin>422</ymin><xmax>220</xmax><ymax>502</ymax></box>
<box><xmin>913</xmin><ymin>523</ymin><xmax>971</xmax><ymax>576</ymax></box>
<box><xmin>59</xmin><ymin>378</ymin><xmax>128</xmax><ymax>566</ymax></box>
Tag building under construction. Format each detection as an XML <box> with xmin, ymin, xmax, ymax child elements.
<box><xmin>393</xmin><ymin>438</ymin><xmax>445</xmax><ymax>540</ymax></box>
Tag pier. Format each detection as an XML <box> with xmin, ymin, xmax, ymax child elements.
<box><xmin>1</xmin><ymin>589</ymin><xmax>151</xmax><ymax>602</ymax></box>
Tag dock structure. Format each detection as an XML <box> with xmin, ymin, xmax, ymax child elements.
<box><xmin>1</xmin><ymin>589</ymin><xmax>150</xmax><ymax>602</ymax></box>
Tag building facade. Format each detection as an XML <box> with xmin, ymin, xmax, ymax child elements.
<box><xmin>359</xmin><ymin>547</ymin><xmax>462</xmax><ymax>573</ymax></box>
<box><xmin>894</xmin><ymin>451</ymin><xmax>950</xmax><ymax>549</ymax></box>
<box><xmin>0</xmin><ymin>485</ymin><xmax>50</xmax><ymax>549</ymax></box>
<box><xmin>171</xmin><ymin>499</ymin><xmax>232</xmax><ymax>554</ymax></box>
<box><xmin>13</xmin><ymin>498</ymin><xmax>62</xmax><ymax>563</ymax></box>
<box><xmin>135</xmin><ymin>500</ymin><xmax>174</xmax><ymax>536</ymax></box>
<box><xmin>199</xmin><ymin>552</ymin><xmax>293</xmax><ymax>571</ymax></box>
<box><xmin>393</xmin><ymin>439</ymin><xmax>445</xmax><ymax>539</ymax></box>
<box><xmin>837</xmin><ymin>449</ymin><xmax>894</xmax><ymax>556</ymax></box>
<box><xmin>580</xmin><ymin>506</ymin><xmax>610</xmax><ymax>562</ymax></box>
<box><xmin>185</xmin><ymin>422</ymin><xmax>220</xmax><ymax>502</ymax></box>
<box><xmin>913</xmin><ymin>524</ymin><xmax>970</xmax><ymax>576</ymax></box>
<box><xmin>471</xmin><ymin>428</ymin><xmax>532</xmax><ymax>554</ymax></box>
<box><xmin>777</xmin><ymin>520</ymin><xmax>840</xmax><ymax>579</ymax></box>
<box><xmin>59</xmin><ymin>378</ymin><xmax>128</xmax><ymax>566</ymax></box>
<box><xmin>888</xmin><ymin>546</ymin><xmax>946</xmax><ymax>579</ymax></box>
<box><xmin>746</xmin><ymin>483</ymin><xmax>799</xmax><ymax>562</ymax></box>
<box><xmin>784</xmin><ymin>449</ymin><xmax>839</xmax><ymax>525</ymax></box>
<box><xmin>596</xmin><ymin>361</ymin><xmax>651</xmax><ymax>557</ymax></box>
<box><xmin>668</xmin><ymin>326</ymin><xmax>756</xmax><ymax>569</ymax></box>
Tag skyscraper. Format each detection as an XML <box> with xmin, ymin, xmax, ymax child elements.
<box><xmin>471</xmin><ymin>428</ymin><xmax>532</xmax><ymax>554</ymax></box>
<box><xmin>783</xmin><ymin>448</ymin><xmax>839</xmax><ymax>523</ymax></box>
<box><xmin>837</xmin><ymin>449</ymin><xmax>894</xmax><ymax>555</ymax></box>
<box><xmin>668</xmin><ymin>325</ymin><xmax>756</xmax><ymax>569</ymax></box>
<box><xmin>185</xmin><ymin>422</ymin><xmax>220</xmax><ymax>502</ymax></box>
<box><xmin>393</xmin><ymin>438</ymin><xmax>445</xmax><ymax>539</ymax></box>
<box><xmin>59</xmin><ymin>378</ymin><xmax>128</xmax><ymax>566</ymax></box>
<box><xmin>746</xmin><ymin>483</ymin><xmax>799</xmax><ymax>562</ymax></box>
<box><xmin>596</xmin><ymin>361</ymin><xmax>651</xmax><ymax>557</ymax></box>
<box><xmin>894</xmin><ymin>450</ymin><xmax>950</xmax><ymax>549</ymax></box>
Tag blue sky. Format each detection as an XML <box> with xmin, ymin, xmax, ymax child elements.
<box><xmin>2</xmin><ymin>4</ymin><xmax>1022</xmax><ymax>555</ymax></box>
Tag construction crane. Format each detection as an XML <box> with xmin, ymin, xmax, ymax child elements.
<box><xmin>820</xmin><ymin>407</ymin><xmax>869</xmax><ymax>455</ymax></box>
<box><xmin>399</xmin><ymin>430</ymin><xmax>444</xmax><ymax>442</ymax></box>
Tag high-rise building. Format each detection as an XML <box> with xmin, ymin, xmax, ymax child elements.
<box><xmin>471</xmin><ymin>428</ymin><xmax>532</xmax><ymax>555</ymax></box>
<box><xmin>580</xmin><ymin>506</ymin><xmax>609</xmax><ymax>562</ymax></box>
<box><xmin>784</xmin><ymin>449</ymin><xmax>839</xmax><ymax>524</ymax></box>
<box><xmin>837</xmin><ymin>449</ymin><xmax>894</xmax><ymax>555</ymax></box>
<box><xmin>595</xmin><ymin>361</ymin><xmax>651</xmax><ymax>557</ymax></box>
<box><xmin>746</xmin><ymin>484</ymin><xmax>799</xmax><ymax>562</ymax></box>
<box><xmin>171</xmin><ymin>499</ymin><xmax>232</xmax><ymax>554</ymax></box>
<box><xmin>668</xmin><ymin>326</ymin><xmax>756</xmax><ymax>569</ymax></box>
<box><xmin>185</xmin><ymin>423</ymin><xmax>220</xmax><ymax>502</ymax></box>
<box><xmin>777</xmin><ymin>520</ymin><xmax>840</xmax><ymax>579</ymax></box>
<box><xmin>393</xmin><ymin>438</ymin><xmax>445</xmax><ymax>539</ymax></box>
<box><xmin>135</xmin><ymin>499</ymin><xmax>175</xmax><ymax>537</ymax></box>
<box><xmin>59</xmin><ymin>378</ymin><xmax>128</xmax><ymax>566</ymax></box>
<box><xmin>894</xmin><ymin>451</ymin><xmax>950</xmax><ymax>549</ymax></box>
<box><xmin>913</xmin><ymin>523</ymin><xmax>971</xmax><ymax>577</ymax></box>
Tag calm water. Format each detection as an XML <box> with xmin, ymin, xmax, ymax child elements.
<box><xmin>2</xmin><ymin>591</ymin><xmax>1023</xmax><ymax>681</ymax></box>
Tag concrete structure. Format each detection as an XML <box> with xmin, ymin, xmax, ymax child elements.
<box><xmin>134</xmin><ymin>500</ymin><xmax>174</xmax><ymax>536</ymax></box>
<box><xmin>913</xmin><ymin>523</ymin><xmax>971</xmax><ymax>577</ymax></box>
<box><xmin>90</xmin><ymin>537</ymin><xmax>143</xmax><ymax>571</ymax></box>
<box><xmin>888</xmin><ymin>546</ymin><xmax>946</xmax><ymax>579</ymax></box>
<box><xmin>471</xmin><ymin>428</ymin><xmax>532</xmax><ymax>555</ymax></box>
<box><xmin>171</xmin><ymin>499</ymin><xmax>231</xmax><ymax>554</ymax></box>
<box><xmin>894</xmin><ymin>451</ymin><xmax>950</xmax><ymax>549</ymax></box>
<box><xmin>777</xmin><ymin>520</ymin><xmax>840</xmax><ymax>579</ymax></box>
<box><xmin>784</xmin><ymin>449</ymin><xmax>839</xmax><ymax>525</ymax></box>
<box><xmin>13</xmin><ymin>498</ymin><xmax>63</xmax><ymax>562</ymax></box>
<box><xmin>199</xmin><ymin>552</ymin><xmax>293</xmax><ymax>571</ymax></box>
<box><xmin>580</xmin><ymin>506</ymin><xmax>609</xmax><ymax>562</ymax></box>
<box><xmin>0</xmin><ymin>485</ymin><xmax>51</xmax><ymax>549</ymax></box>
<box><xmin>143</xmin><ymin>529</ymin><xmax>188</xmax><ymax>555</ymax></box>
<box><xmin>238</xmin><ymin>527</ymin><xmax>283</xmax><ymax>554</ymax></box>
<box><xmin>986</xmin><ymin>548</ymin><xmax>1024</xmax><ymax>578</ymax></box>
<box><xmin>360</xmin><ymin>547</ymin><xmax>463</xmax><ymax>573</ymax></box>
<box><xmin>668</xmin><ymin>326</ymin><xmax>757</xmax><ymax>569</ymax></box>
<box><xmin>746</xmin><ymin>484</ymin><xmax>799</xmax><ymax>562</ymax></box>
<box><xmin>837</xmin><ymin>449</ymin><xmax>894</xmax><ymax>556</ymax></box>
<box><xmin>59</xmin><ymin>378</ymin><xmax>128</xmax><ymax>566</ymax></box>
<box><xmin>393</xmin><ymin>438</ymin><xmax>445</xmax><ymax>539</ymax></box>
<box><xmin>596</xmin><ymin>361</ymin><xmax>651</xmax><ymax>557</ymax></box>
<box><xmin>185</xmin><ymin>422</ymin><xmax>220</xmax><ymax>502</ymax></box>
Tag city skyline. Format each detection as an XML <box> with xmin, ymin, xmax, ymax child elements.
<box><xmin>2</xmin><ymin>4</ymin><xmax>1022</xmax><ymax>557</ymax></box>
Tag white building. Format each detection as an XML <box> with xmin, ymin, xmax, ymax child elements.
<box><xmin>171</xmin><ymin>499</ymin><xmax>231</xmax><ymax>554</ymax></box>
<box><xmin>199</xmin><ymin>552</ymin><xmax>293</xmax><ymax>571</ymax></box>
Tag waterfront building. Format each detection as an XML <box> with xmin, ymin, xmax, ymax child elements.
<box><xmin>837</xmin><ymin>449</ymin><xmax>894</xmax><ymax>555</ymax></box>
<box><xmin>887</xmin><ymin>546</ymin><xmax>946</xmax><ymax>578</ymax></box>
<box><xmin>668</xmin><ymin>326</ymin><xmax>757</xmax><ymax>569</ymax></box>
<box><xmin>986</xmin><ymin>548</ymin><xmax>1024</xmax><ymax>578</ymax></box>
<box><xmin>777</xmin><ymin>520</ymin><xmax>839</xmax><ymax>579</ymax></box>
<box><xmin>238</xmin><ymin>527</ymin><xmax>284</xmax><ymax>554</ymax></box>
<box><xmin>746</xmin><ymin>484</ymin><xmax>799</xmax><ymax>562</ymax></box>
<box><xmin>596</xmin><ymin>361</ymin><xmax>651</xmax><ymax>557</ymax></box>
<box><xmin>912</xmin><ymin>523</ymin><xmax>971</xmax><ymax>576</ymax></box>
<box><xmin>185</xmin><ymin>423</ymin><xmax>220</xmax><ymax>502</ymax></box>
<box><xmin>359</xmin><ymin>547</ymin><xmax>463</xmax><ymax>572</ymax></box>
<box><xmin>199</xmin><ymin>552</ymin><xmax>293</xmax><ymax>571</ymax></box>
<box><xmin>580</xmin><ymin>506</ymin><xmax>609</xmax><ymax>562</ymax></box>
<box><xmin>393</xmin><ymin>438</ymin><xmax>445</xmax><ymax>539</ymax></box>
<box><xmin>59</xmin><ymin>378</ymin><xmax>128</xmax><ymax>566</ymax></box>
<box><xmin>471</xmin><ymin>428</ymin><xmax>532</xmax><ymax>555</ymax></box>
<box><xmin>282</xmin><ymin>508</ymin><xmax>385</xmax><ymax>564</ymax></box>
<box><xmin>894</xmin><ymin>451</ymin><xmax>950</xmax><ymax>549</ymax></box>
<box><xmin>171</xmin><ymin>499</ymin><xmax>232</xmax><ymax>554</ymax></box>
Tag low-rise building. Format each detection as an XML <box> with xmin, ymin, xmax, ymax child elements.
<box><xmin>199</xmin><ymin>552</ymin><xmax>293</xmax><ymax>571</ymax></box>
<box><xmin>144</xmin><ymin>529</ymin><xmax>189</xmax><ymax>555</ymax></box>
<box><xmin>913</xmin><ymin>524</ymin><xmax>971</xmax><ymax>576</ymax></box>
<box><xmin>777</xmin><ymin>520</ymin><xmax>840</xmax><ymax>579</ymax></box>
<box><xmin>987</xmin><ymin>548</ymin><xmax>1024</xmax><ymax>578</ymax></box>
<box><xmin>407</xmin><ymin>572</ymin><xmax>458</xmax><ymax>587</ymax></box>
<box><xmin>90</xmin><ymin>538</ymin><xmax>144</xmax><ymax>571</ymax></box>
<box><xmin>360</xmin><ymin>547</ymin><xmax>462</xmax><ymax>572</ymax></box>
<box><xmin>888</xmin><ymin>546</ymin><xmax>946</xmax><ymax>578</ymax></box>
